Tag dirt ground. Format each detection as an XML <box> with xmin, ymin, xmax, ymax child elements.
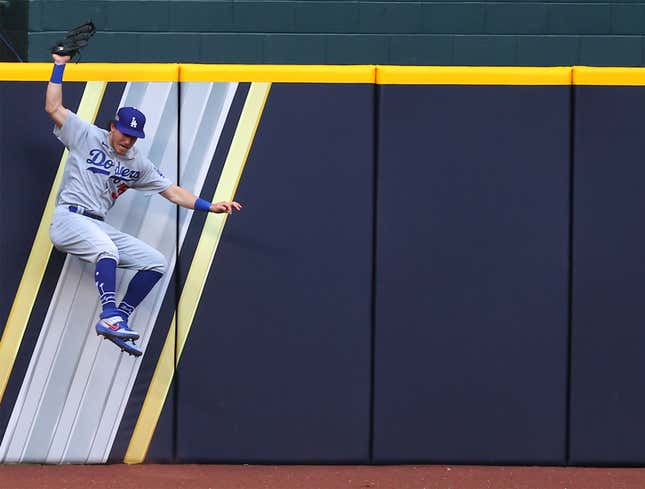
<box><xmin>1</xmin><ymin>464</ymin><xmax>645</xmax><ymax>489</ymax></box>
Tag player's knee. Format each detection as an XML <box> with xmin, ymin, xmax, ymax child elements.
<box><xmin>145</xmin><ymin>250</ymin><xmax>167</xmax><ymax>275</ymax></box>
<box><xmin>97</xmin><ymin>247</ymin><xmax>119</xmax><ymax>264</ymax></box>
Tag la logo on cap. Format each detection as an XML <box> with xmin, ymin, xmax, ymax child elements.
<box><xmin>114</xmin><ymin>106</ymin><xmax>146</xmax><ymax>139</ymax></box>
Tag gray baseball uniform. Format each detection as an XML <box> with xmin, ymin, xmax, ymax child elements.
<box><xmin>49</xmin><ymin>111</ymin><xmax>171</xmax><ymax>271</ymax></box>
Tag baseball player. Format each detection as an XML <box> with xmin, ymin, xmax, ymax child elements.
<box><xmin>45</xmin><ymin>51</ymin><xmax>241</xmax><ymax>357</ymax></box>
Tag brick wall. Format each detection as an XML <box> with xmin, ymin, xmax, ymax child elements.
<box><xmin>8</xmin><ymin>0</ymin><xmax>645</xmax><ymax>65</ymax></box>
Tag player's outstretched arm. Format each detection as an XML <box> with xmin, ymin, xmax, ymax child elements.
<box><xmin>160</xmin><ymin>184</ymin><xmax>243</xmax><ymax>214</ymax></box>
<box><xmin>45</xmin><ymin>54</ymin><xmax>71</xmax><ymax>128</ymax></box>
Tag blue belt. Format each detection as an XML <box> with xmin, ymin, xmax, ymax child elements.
<box><xmin>68</xmin><ymin>205</ymin><xmax>104</xmax><ymax>221</ymax></box>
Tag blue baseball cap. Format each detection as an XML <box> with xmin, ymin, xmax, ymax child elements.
<box><xmin>114</xmin><ymin>106</ymin><xmax>146</xmax><ymax>139</ymax></box>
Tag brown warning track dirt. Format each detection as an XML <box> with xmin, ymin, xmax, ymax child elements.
<box><xmin>1</xmin><ymin>464</ymin><xmax>645</xmax><ymax>489</ymax></box>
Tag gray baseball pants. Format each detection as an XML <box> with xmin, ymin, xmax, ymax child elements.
<box><xmin>49</xmin><ymin>205</ymin><xmax>167</xmax><ymax>273</ymax></box>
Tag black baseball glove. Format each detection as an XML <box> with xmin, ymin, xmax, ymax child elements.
<box><xmin>51</xmin><ymin>21</ymin><xmax>96</xmax><ymax>59</ymax></box>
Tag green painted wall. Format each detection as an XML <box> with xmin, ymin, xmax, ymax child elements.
<box><xmin>0</xmin><ymin>0</ymin><xmax>27</xmax><ymax>61</ymax></box>
<box><xmin>2</xmin><ymin>0</ymin><xmax>644</xmax><ymax>65</ymax></box>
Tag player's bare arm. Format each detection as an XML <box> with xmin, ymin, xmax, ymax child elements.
<box><xmin>160</xmin><ymin>184</ymin><xmax>243</xmax><ymax>214</ymax></box>
<box><xmin>45</xmin><ymin>53</ymin><xmax>71</xmax><ymax>128</ymax></box>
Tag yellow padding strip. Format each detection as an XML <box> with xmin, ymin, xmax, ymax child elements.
<box><xmin>180</xmin><ymin>64</ymin><xmax>375</xmax><ymax>83</ymax></box>
<box><xmin>0</xmin><ymin>81</ymin><xmax>106</xmax><ymax>404</ymax></box>
<box><xmin>376</xmin><ymin>66</ymin><xmax>572</xmax><ymax>85</ymax></box>
<box><xmin>0</xmin><ymin>64</ymin><xmax>578</xmax><ymax>84</ymax></box>
<box><xmin>0</xmin><ymin>63</ymin><xmax>178</xmax><ymax>81</ymax></box>
<box><xmin>573</xmin><ymin>66</ymin><xmax>645</xmax><ymax>86</ymax></box>
<box><xmin>0</xmin><ymin>63</ymin><xmax>54</xmax><ymax>81</ymax></box>
<box><xmin>124</xmin><ymin>82</ymin><xmax>272</xmax><ymax>464</ymax></box>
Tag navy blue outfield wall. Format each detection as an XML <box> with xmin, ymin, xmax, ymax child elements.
<box><xmin>4</xmin><ymin>66</ymin><xmax>645</xmax><ymax>465</ymax></box>
<box><xmin>570</xmin><ymin>84</ymin><xmax>645</xmax><ymax>466</ymax></box>
<box><xmin>373</xmin><ymin>83</ymin><xmax>571</xmax><ymax>464</ymax></box>
<box><xmin>176</xmin><ymin>82</ymin><xmax>374</xmax><ymax>463</ymax></box>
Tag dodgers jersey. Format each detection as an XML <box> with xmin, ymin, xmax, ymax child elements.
<box><xmin>54</xmin><ymin>111</ymin><xmax>172</xmax><ymax>218</ymax></box>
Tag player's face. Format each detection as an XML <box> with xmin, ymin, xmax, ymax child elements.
<box><xmin>109</xmin><ymin>126</ymin><xmax>137</xmax><ymax>155</ymax></box>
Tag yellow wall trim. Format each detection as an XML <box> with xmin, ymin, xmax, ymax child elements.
<box><xmin>8</xmin><ymin>63</ymin><xmax>645</xmax><ymax>86</ymax></box>
<box><xmin>180</xmin><ymin>64</ymin><xmax>376</xmax><ymax>83</ymax></box>
<box><xmin>573</xmin><ymin>66</ymin><xmax>645</xmax><ymax>86</ymax></box>
<box><xmin>0</xmin><ymin>63</ymin><xmax>178</xmax><ymax>81</ymax></box>
<box><xmin>376</xmin><ymin>66</ymin><xmax>572</xmax><ymax>85</ymax></box>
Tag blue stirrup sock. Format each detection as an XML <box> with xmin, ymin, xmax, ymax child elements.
<box><xmin>117</xmin><ymin>270</ymin><xmax>163</xmax><ymax>320</ymax></box>
<box><xmin>95</xmin><ymin>258</ymin><xmax>117</xmax><ymax>312</ymax></box>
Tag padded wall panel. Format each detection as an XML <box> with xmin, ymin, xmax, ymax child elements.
<box><xmin>0</xmin><ymin>81</ymin><xmax>84</xmax><ymax>438</ymax></box>
<box><xmin>570</xmin><ymin>85</ymin><xmax>645</xmax><ymax>465</ymax></box>
<box><xmin>0</xmin><ymin>78</ymin><xmax>178</xmax><ymax>464</ymax></box>
<box><xmin>373</xmin><ymin>84</ymin><xmax>570</xmax><ymax>464</ymax></box>
<box><xmin>105</xmin><ymin>80</ymin><xmax>179</xmax><ymax>464</ymax></box>
<box><xmin>176</xmin><ymin>83</ymin><xmax>373</xmax><ymax>463</ymax></box>
<box><xmin>0</xmin><ymin>82</ymin><xmax>83</xmax><ymax>340</ymax></box>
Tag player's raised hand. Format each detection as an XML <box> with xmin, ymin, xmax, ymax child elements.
<box><xmin>52</xmin><ymin>53</ymin><xmax>71</xmax><ymax>64</ymax></box>
<box><xmin>210</xmin><ymin>201</ymin><xmax>243</xmax><ymax>214</ymax></box>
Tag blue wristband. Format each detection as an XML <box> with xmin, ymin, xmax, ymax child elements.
<box><xmin>194</xmin><ymin>198</ymin><xmax>212</xmax><ymax>212</ymax></box>
<box><xmin>50</xmin><ymin>64</ymin><xmax>65</xmax><ymax>84</ymax></box>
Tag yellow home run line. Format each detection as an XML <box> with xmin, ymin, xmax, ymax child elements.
<box><xmin>0</xmin><ymin>81</ymin><xmax>107</xmax><ymax>404</ymax></box>
<box><xmin>124</xmin><ymin>81</ymin><xmax>272</xmax><ymax>464</ymax></box>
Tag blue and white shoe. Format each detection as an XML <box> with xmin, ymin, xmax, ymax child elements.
<box><xmin>95</xmin><ymin>312</ymin><xmax>140</xmax><ymax>341</ymax></box>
